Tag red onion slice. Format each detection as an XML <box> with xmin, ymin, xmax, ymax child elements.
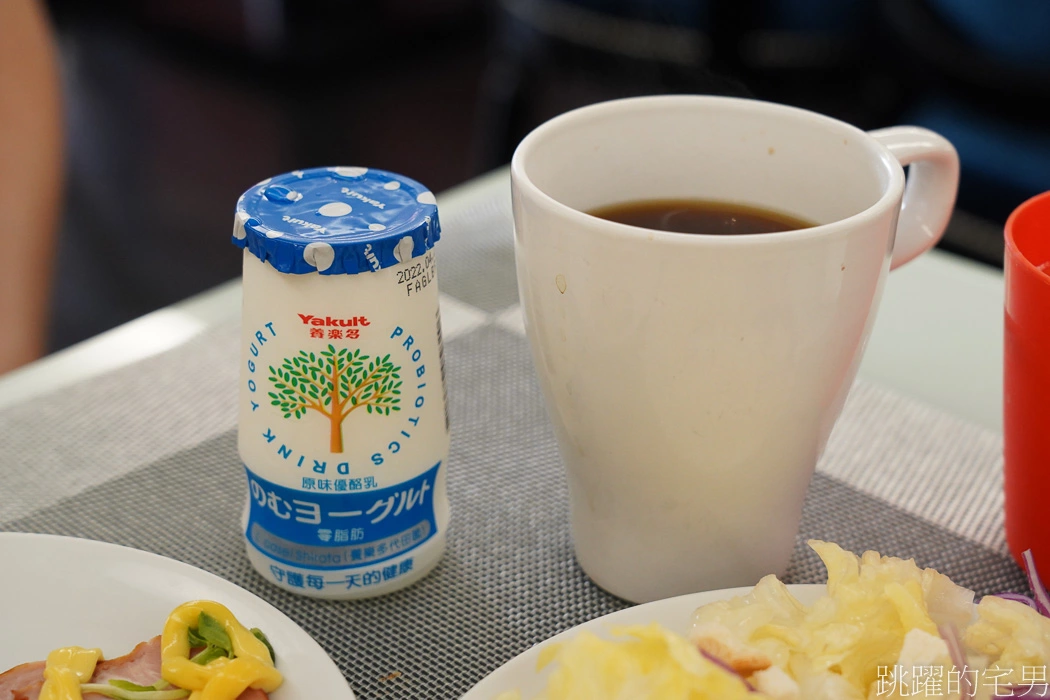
<box><xmin>1021</xmin><ymin>550</ymin><xmax>1050</xmax><ymax>618</ymax></box>
<box><xmin>698</xmin><ymin>650</ymin><xmax>757</xmax><ymax>692</ymax></box>
<box><xmin>994</xmin><ymin>592</ymin><xmax>1040</xmax><ymax>610</ymax></box>
<box><xmin>938</xmin><ymin>624</ymin><xmax>976</xmax><ymax>700</ymax></box>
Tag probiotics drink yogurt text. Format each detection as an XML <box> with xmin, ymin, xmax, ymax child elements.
<box><xmin>232</xmin><ymin>167</ymin><xmax>449</xmax><ymax>599</ymax></box>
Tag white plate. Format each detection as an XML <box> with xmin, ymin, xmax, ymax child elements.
<box><xmin>463</xmin><ymin>583</ymin><xmax>826</xmax><ymax>699</ymax></box>
<box><xmin>0</xmin><ymin>533</ymin><xmax>354</xmax><ymax>699</ymax></box>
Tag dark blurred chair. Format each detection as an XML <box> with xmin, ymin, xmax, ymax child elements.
<box><xmin>474</xmin><ymin>0</ymin><xmax>721</xmax><ymax>170</ymax></box>
<box><xmin>728</xmin><ymin>0</ymin><xmax>893</xmax><ymax>128</ymax></box>
<box><xmin>881</xmin><ymin>0</ymin><xmax>1050</xmax><ymax>265</ymax></box>
<box><xmin>474</xmin><ymin>0</ymin><xmax>895</xmax><ymax>170</ymax></box>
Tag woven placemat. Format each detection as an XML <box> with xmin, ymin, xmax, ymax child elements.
<box><xmin>2</xmin><ymin>325</ymin><xmax>1025</xmax><ymax>700</ymax></box>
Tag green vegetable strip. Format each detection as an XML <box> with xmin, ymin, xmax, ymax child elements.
<box><xmin>195</xmin><ymin>612</ymin><xmax>233</xmax><ymax>654</ymax></box>
<box><xmin>187</xmin><ymin>611</ymin><xmax>240</xmax><ymax>665</ymax></box>
<box><xmin>78</xmin><ymin>684</ymin><xmax>189</xmax><ymax>700</ymax></box>
<box><xmin>185</xmin><ymin>627</ymin><xmax>208</xmax><ymax>649</ymax></box>
<box><xmin>190</xmin><ymin>645</ymin><xmax>228</xmax><ymax>666</ymax></box>
<box><xmin>107</xmin><ymin>680</ymin><xmax>159</xmax><ymax>692</ymax></box>
<box><xmin>250</xmin><ymin>628</ymin><xmax>276</xmax><ymax>664</ymax></box>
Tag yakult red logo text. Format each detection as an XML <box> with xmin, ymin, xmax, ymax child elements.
<box><xmin>298</xmin><ymin>314</ymin><xmax>370</xmax><ymax>340</ymax></box>
<box><xmin>298</xmin><ymin>314</ymin><xmax>370</xmax><ymax>327</ymax></box>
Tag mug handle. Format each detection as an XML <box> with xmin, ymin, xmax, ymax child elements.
<box><xmin>868</xmin><ymin>126</ymin><xmax>960</xmax><ymax>270</ymax></box>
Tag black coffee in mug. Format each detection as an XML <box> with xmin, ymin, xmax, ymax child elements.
<box><xmin>588</xmin><ymin>199</ymin><xmax>816</xmax><ymax>236</ymax></box>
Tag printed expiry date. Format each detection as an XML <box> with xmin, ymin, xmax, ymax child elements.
<box><xmin>397</xmin><ymin>250</ymin><xmax>436</xmax><ymax>297</ymax></box>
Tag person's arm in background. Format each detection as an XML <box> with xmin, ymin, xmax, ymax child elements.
<box><xmin>0</xmin><ymin>0</ymin><xmax>63</xmax><ymax>374</ymax></box>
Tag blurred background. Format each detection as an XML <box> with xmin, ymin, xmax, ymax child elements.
<box><xmin>15</xmin><ymin>0</ymin><xmax>1050</xmax><ymax>355</ymax></box>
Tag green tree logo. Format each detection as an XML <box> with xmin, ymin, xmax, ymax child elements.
<box><xmin>268</xmin><ymin>346</ymin><xmax>402</xmax><ymax>453</ymax></box>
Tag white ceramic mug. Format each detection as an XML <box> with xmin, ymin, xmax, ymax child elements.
<box><xmin>511</xmin><ymin>95</ymin><xmax>959</xmax><ymax>603</ymax></box>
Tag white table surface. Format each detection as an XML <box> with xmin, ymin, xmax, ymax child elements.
<box><xmin>0</xmin><ymin>168</ymin><xmax>1005</xmax><ymax>433</ymax></box>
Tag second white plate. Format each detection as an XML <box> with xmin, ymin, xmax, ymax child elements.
<box><xmin>462</xmin><ymin>583</ymin><xmax>825</xmax><ymax>699</ymax></box>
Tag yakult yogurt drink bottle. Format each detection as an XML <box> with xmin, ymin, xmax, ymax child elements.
<box><xmin>232</xmin><ymin>166</ymin><xmax>449</xmax><ymax>599</ymax></box>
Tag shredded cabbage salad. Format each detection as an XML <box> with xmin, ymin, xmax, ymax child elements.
<box><xmin>498</xmin><ymin>541</ymin><xmax>1050</xmax><ymax>700</ymax></box>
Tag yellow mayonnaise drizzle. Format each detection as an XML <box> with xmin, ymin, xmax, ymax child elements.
<box><xmin>161</xmin><ymin>600</ymin><xmax>283</xmax><ymax>700</ymax></box>
<box><xmin>38</xmin><ymin>646</ymin><xmax>102</xmax><ymax>700</ymax></box>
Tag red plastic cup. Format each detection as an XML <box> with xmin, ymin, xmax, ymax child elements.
<box><xmin>1004</xmin><ymin>191</ymin><xmax>1050</xmax><ymax>571</ymax></box>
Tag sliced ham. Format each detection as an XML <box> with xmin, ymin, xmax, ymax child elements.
<box><xmin>87</xmin><ymin>637</ymin><xmax>163</xmax><ymax>693</ymax></box>
<box><xmin>2</xmin><ymin>638</ymin><xmax>270</xmax><ymax>700</ymax></box>
<box><xmin>0</xmin><ymin>662</ymin><xmax>44</xmax><ymax>700</ymax></box>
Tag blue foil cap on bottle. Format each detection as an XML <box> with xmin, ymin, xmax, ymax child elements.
<box><xmin>232</xmin><ymin>166</ymin><xmax>440</xmax><ymax>275</ymax></box>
